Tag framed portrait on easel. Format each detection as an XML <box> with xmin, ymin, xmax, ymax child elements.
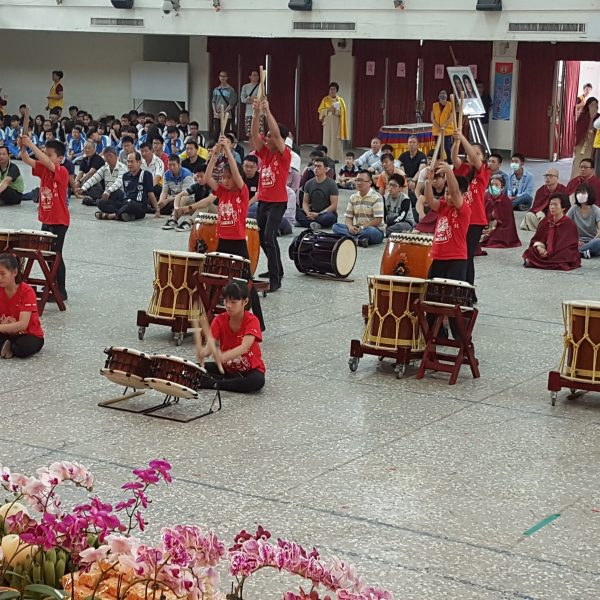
<box><xmin>446</xmin><ymin>66</ymin><xmax>485</xmax><ymax>117</ymax></box>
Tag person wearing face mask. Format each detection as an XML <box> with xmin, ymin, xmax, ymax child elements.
<box><xmin>521</xmin><ymin>168</ymin><xmax>567</xmax><ymax>231</ymax></box>
<box><xmin>431</xmin><ymin>90</ymin><xmax>455</xmax><ymax>162</ymax></box>
<box><xmin>522</xmin><ymin>194</ymin><xmax>580</xmax><ymax>271</ymax></box>
<box><xmin>507</xmin><ymin>153</ymin><xmax>535</xmax><ymax>211</ymax></box>
<box><xmin>480</xmin><ymin>174</ymin><xmax>521</xmax><ymax>249</ymax></box>
<box><xmin>566</xmin><ymin>184</ymin><xmax>600</xmax><ymax>259</ymax></box>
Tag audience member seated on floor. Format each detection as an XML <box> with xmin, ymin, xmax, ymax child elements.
<box><xmin>280</xmin><ymin>185</ymin><xmax>296</xmax><ymax>236</ymax></box>
<box><xmin>243</xmin><ymin>155</ymin><xmax>260</xmax><ymax>217</ymax></box>
<box><xmin>74</xmin><ymin>141</ymin><xmax>105</xmax><ymax>204</ymax></box>
<box><xmin>415</xmin><ymin>149</ymin><xmax>435</xmax><ymax>198</ymax></box>
<box><xmin>337</xmin><ymin>152</ymin><xmax>358</xmax><ymax>189</ymax></box>
<box><xmin>522</xmin><ymin>193</ymin><xmax>580</xmax><ymax>271</ymax></box>
<box><xmin>567</xmin><ymin>183</ymin><xmax>600</xmax><ymax>259</ymax></box>
<box><xmin>164</xmin><ymin>126</ymin><xmax>184</xmax><ymax>156</ymax></box>
<box><xmin>75</xmin><ymin>147</ymin><xmax>126</xmax><ymax>207</ymax></box>
<box><xmin>196</xmin><ymin>280</ymin><xmax>265</xmax><ymax>394</ymax></box>
<box><xmin>170</xmin><ymin>166</ymin><xmax>218</xmax><ymax>232</ymax></box>
<box><xmin>566</xmin><ymin>158</ymin><xmax>600</xmax><ymax>204</ymax></box>
<box><xmin>118</xmin><ymin>136</ymin><xmax>136</xmax><ymax>164</ymax></box>
<box><xmin>0</xmin><ymin>146</ymin><xmax>24</xmax><ymax>206</ymax></box>
<box><xmin>158</xmin><ymin>155</ymin><xmax>194</xmax><ymax>223</ymax></box>
<box><xmin>3</xmin><ymin>115</ymin><xmax>20</xmax><ymax>158</ymax></box>
<box><xmin>480</xmin><ymin>174</ymin><xmax>521</xmax><ymax>249</ymax></box>
<box><xmin>399</xmin><ymin>136</ymin><xmax>427</xmax><ymax>190</ymax></box>
<box><xmin>87</xmin><ymin>127</ymin><xmax>111</xmax><ymax>156</ymax></box>
<box><xmin>286</xmin><ymin>138</ymin><xmax>302</xmax><ymax>194</ymax></box>
<box><xmin>152</xmin><ymin>137</ymin><xmax>169</xmax><ymax>171</ymax></box>
<box><xmin>66</xmin><ymin>126</ymin><xmax>85</xmax><ymax>164</ymax></box>
<box><xmin>415</xmin><ymin>168</ymin><xmax>445</xmax><ymax>234</ymax></box>
<box><xmin>295</xmin><ymin>157</ymin><xmax>338</xmax><ymax>230</ymax></box>
<box><xmin>185</xmin><ymin>120</ymin><xmax>206</xmax><ymax>149</ymax></box>
<box><xmin>140</xmin><ymin>142</ymin><xmax>164</xmax><ymax>200</ymax></box>
<box><xmin>96</xmin><ymin>151</ymin><xmax>159</xmax><ymax>221</ymax></box>
<box><xmin>0</xmin><ymin>253</ymin><xmax>45</xmax><ymax>359</ymax></box>
<box><xmin>355</xmin><ymin>138</ymin><xmax>382</xmax><ymax>174</ymax></box>
<box><xmin>332</xmin><ymin>170</ymin><xmax>384</xmax><ymax>247</ymax></box>
<box><xmin>507</xmin><ymin>153</ymin><xmax>535</xmax><ymax>211</ymax></box>
<box><xmin>376</xmin><ymin>153</ymin><xmax>405</xmax><ymax>195</ymax></box>
<box><xmin>384</xmin><ymin>174</ymin><xmax>414</xmax><ymax>235</ymax></box>
<box><xmin>520</xmin><ymin>167</ymin><xmax>566</xmax><ymax>231</ymax></box>
<box><xmin>181</xmin><ymin>141</ymin><xmax>206</xmax><ymax>174</ymax></box>
<box><xmin>371</xmin><ymin>144</ymin><xmax>401</xmax><ymax>176</ymax></box>
<box><xmin>486</xmin><ymin>153</ymin><xmax>508</xmax><ymax>192</ymax></box>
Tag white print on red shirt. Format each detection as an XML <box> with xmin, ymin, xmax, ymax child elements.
<box><xmin>225</xmin><ymin>352</ymin><xmax>253</xmax><ymax>373</ymax></box>
<box><xmin>260</xmin><ymin>159</ymin><xmax>280</xmax><ymax>188</ymax></box>
<box><xmin>219</xmin><ymin>195</ymin><xmax>241</xmax><ymax>228</ymax></box>
<box><xmin>463</xmin><ymin>188</ymin><xmax>475</xmax><ymax>206</ymax></box>
<box><xmin>433</xmin><ymin>209</ymin><xmax>460</xmax><ymax>244</ymax></box>
<box><xmin>40</xmin><ymin>185</ymin><xmax>56</xmax><ymax>211</ymax></box>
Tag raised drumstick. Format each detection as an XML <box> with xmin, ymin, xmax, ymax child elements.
<box><xmin>191</xmin><ymin>302</ymin><xmax>224</xmax><ymax>375</ymax></box>
<box><xmin>220</xmin><ymin>106</ymin><xmax>229</xmax><ymax>137</ymax></box>
<box><xmin>431</xmin><ymin>133</ymin><xmax>443</xmax><ymax>165</ymax></box>
<box><xmin>258</xmin><ymin>65</ymin><xmax>266</xmax><ymax>101</ymax></box>
<box><xmin>22</xmin><ymin>105</ymin><xmax>30</xmax><ymax>136</ymax></box>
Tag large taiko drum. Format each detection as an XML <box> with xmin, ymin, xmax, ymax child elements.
<box><xmin>560</xmin><ymin>301</ymin><xmax>600</xmax><ymax>382</ymax></box>
<box><xmin>146</xmin><ymin>354</ymin><xmax>206</xmax><ymax>399</ymax></box>
<box><xmin>289</xmin><ymin>230</ymin><xmax>357</xmax><ymax>278</ymax></box>
<box><xmin>380</xmin><ymin>232</ymin><xmax>432</xmax><ymax>279</ymax></box>
<box><xmin>147</xmin><ymin>250</ymin><xmax>205</xmax><ymax>319</ymax></box>
<box><xmin>100</xmin><ymin>347</ymin><xmax>152</xmax><ymax>389</ymax></box>
<box><xmin>362</xmin><ymin>275</ymin><xmax>426</xmax><ymax>350</ymax></box>
<box><xmin>188</xmin><ymin>213</ymin><xmax>218</xmax><ymax>254</ymax></box>
<box><xmin>0</xmin><ymin>229</ymin><xmax>19</xmax><ymax>251</ymax></box>
<box><xmin>246</xmin><ymin>218</ymin><xmax>260</xmax><ymax>275</ymax></box>
<box><xmin>424</xmin><ymin>278</ymin><xmax>475</xmax><ymax>308</ymax></box>
<box><xmin>13</xmin><ymin>229</ymin><xmax>57</xmax><ymax>252</ymax></box>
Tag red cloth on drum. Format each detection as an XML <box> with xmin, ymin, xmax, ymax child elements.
<box><xmin>566</xmin><ymin>175</ymin><xmax>600</xmax><ymax>206</ymax></box>
<box><xmin>0</xmin><ymin>283</ymin><xmax>44</xmax><ymax>338</ymax></box>
<box><xmin>482</xmin><ymin>192</ymin><xmax>522</xmax><ymax>249</ymax></box>
<box><xmin>530</xmin><ymin>183</ymin><xmax>567</xmax><ymax>215</ymax></box>
<box><xmin>415</xmin><ymin>209</ymin><xmax>438</xmax><ymax>234</ymax></box>
<box><xmin>454</xmin><ymin>163</ymin><xmax>489</xmax><ymax>226</ymax></box>
<box><xmin>216</xmin><ymin>184</ymin><xmax>249</xmax><ymax>240</ymax></box>
<box><xmin>522</xmin><ymin>215</ymin><xmax>581</xmax><ymax>271</ymax></box>
<box><xmin>32</xmin><ymin>161</ymin><xmax>70</xmax><ymax>226</ymax></box>
<box><xmin>431</xmin><ymin>200</ymin><xmax>471</xmax><ymax>261</ymax></box>
<box><xmin>211</xmin><ymin>311</ymin><xmax>265</xmax><ymax>374</ymax></box>
<box><xmin>256</xmin><ymin>145</ymin><xmax>291</xmax><ymax>203</ymax></box>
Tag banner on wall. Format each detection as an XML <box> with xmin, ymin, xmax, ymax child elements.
<box><xmin>493</xmin><ymin>62</ymin><xmax>513</xmax><ymax>121</ymax></box>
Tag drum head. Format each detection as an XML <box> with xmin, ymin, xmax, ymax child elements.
<box><xmin>104</xmin><ymin>346</ymin><xmax>148</xmax><ymax>358</ymax></box>
<box><xmin>206</xmin><ymin>252</ymin><xmax>249</xmax><ymax>263</ymax></box>
<box><xmin>334</xmin><ymin>238</ymin><xmax>357</xmax><ymax>278</ymax></box>
<box><xmin>372</xmin><ymin>275</ymin><xmax>427</xmax><ymax>284</ymax></box>
<box><xmin>429</xmin><ymin>278</ymin><xmax>475</xmax><ymax>289</ymax></box>
<box><xmin>564</xmin><ymin>300</ymin><xmax>600</xmax><ymax>309</ymax></box>
<box><xmin>16</xmin><ymin>229</ymin><xmax>57</xmax><ymax>238</ymax></box>
<box><xmin>155</xmin><ymin>249</ymin><xmax>205</xmax><ymax>260</ymax></box>
<box><xmin>145</xmin><ymin>378</ymin><xmax>199</xmax><ymax>399</ymax></box>
<box><xmin>100</xmin><ymin>369</ymin><xmax>148</xmax><ymax>389</ymax></box>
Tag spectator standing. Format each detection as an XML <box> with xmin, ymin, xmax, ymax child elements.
<box><xmin>211</xmin><ymin>71</ymin><xmax>238</xmax><ymax>140</ymax></box>
<box><xmin>240</xmin><ymin>70</ymin><xmax>261</xmax><ymax>143</ymax></box>
<box><xmin>46</xmin><ymin>70</ymin><xmax>64</xmax><ymax>115</ymax></box>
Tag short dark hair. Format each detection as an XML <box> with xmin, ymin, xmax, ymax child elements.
<box><xmin>19</xmin><ymin>104</ymin><xmax>26</xmax><ymax>109</ymax></box>
<box><xmin>179</xmin><ymin>109</ymin><xmax>189</xmax><ymax>116</ymax></box>
<box><xmin>549</xmin><ymin>192</ymin><xmax>570</xmax><ymax>212</ymax></box>
<box><xmin>45</xmin><ymin>140</ymin><xmax>65</xmax><ymax>157</ymax></box>
<box><xmin>153</xmin><ymin>137</ymin><xmax>164</xmax><ymax>145</ymax></box>
<box><xmin>167</xmin><ymin>126</ymin><xmax>179</xmax><ymax>135</ymax></box>
<box><xmin>576</xmin><ymin>183</ymin><xmax>596</xmax><ymax>205</ymax></box>
<box><xmin>0</xmin><ymin>146</ymin><xmax>9</xmax><ymax>155</ymax></box>
<box><xmin>49</xmin><ymin>107</ymin><xmax>61</xmax><ymax>116</ymax></box>
<box><xmin>456</xmin><ymin>175</ymin><xmax>469</xmax><ymax>194</ymax></box>
<box><xmin>381</xmin><ymin>144</ymin><xmax>394</xmax><ymax>152</ymax></box>
<box><xmin>103</xmin><ymin>146</ymin><xmax>117</xmax><ymax>157</ymax></box>
<box><xmin>121</xmin><ymin>113</ymin><xmax>130</xmax><ymax>120</ymax></box>
<box><xmin>580</xmin><ymin>157</ymin><xmax>594</xmax><ymax>168</ymax></box>
<box><xmin>381</xmin><ymin>152</ymin><xmax>395</xmax><ymax>163</ymax></box>
<box><xmin>130</xmin><ymin>151</ymin><xmax>142</xmax><ymax>162</ymax></box>
<box><xmin>356</xmin><ymin>169</ymin><xmax>373</xmax><ymax>181</ymax></box>
<box><xmin>244</xmin><ymin>155</ymin><xmax>259</xmax><ymax>165</ymax></box>
<box><xmin>190</xmin><ymin>121</ymin><xmax>199</xmax><ymax>128</ymax></box>
<box><xmin>122</xmin><ymin>135</ymin><xmax>134</xmax><ymax>145</ymax></box>
<box><xmin>388</xmin><ymin>173</ymin><xmax>406</xmax><ymax>187</ymax></box>
<box><xmin>584</xmin><ymin>83</ymin><xmax>593</xmax><ymax>89</ymax></box>
<box><xmin>168</xmin><ymin>153</ymin><xmax>181</xmax><ymax>164</ymax></box>
<box><xmin>490</xmin><ymin>173</ymin><xmax>505</xmax><ymax>186</ymax></box>
<box><xmin>309</xmin><ymin>151</ymin><xmax>324</xmax><ymax>159</ymax></box>
<box><xmin>511</xmin><ymin>152</ymin><xmax>525</xmax><ymax>163</ymax></box>
<box><xmin>312</xmin><ymin>157</ymin><xmax>326</xmax><ymax>167</ymax></box>
<box><xmin>329</xmin><ymin>82</ymin><xmax>339</xmax><ymax>91</ymax></box>
<box><xmin>196</xmin><ymin>164</ymin><xmax>207</xmax><ymax>174</ymax></box>
<box><xmin>52</xmin><ymin>70</ymin><xmax>63</xmax><ymax>79</ymax></box>
<box><xmin>489</xmin><ymin>152</ymin><xmax>503</xmax><ymax>163</ymax></box>
<box><xmin>72</xmin><ymin>126</ymin><xmax>82</xmax><ymax>134</ymax></box>
<box><xmin>222</xmin><ymin>280</ymin><xmax>249</xmax><ymax>301</ymax></box>
<box><xmin>139</xmin><ymin>142</ymin><xmax>151</xmax><ymax>150</ymax></box>
<box><xmin>129</xmin><ymin>110</ymin><xmax>139</xmax><ymax>117</ymax></box>
<box><xmin>315</xmin><ymin>144</ymin><xmax>328</xmax><ymax>154</ymax></box>
<box><xmin>0</xmin><ymin>253</ymin><xmax>23</xmax><ymax>283</ymax></box>
<box><xmin>345</xmin><ymin>152</ymin><xmax>355</xmax><ymax>158</ymax></box>
<box><xmin>185</xmin><ymin>140</ymin><xmax>198</xmax><ymax>149</ymax></box>
<box><xmin>69</xmin><ymin>105</ymin><xmax>78</xmax><ymax>112</ymax></box>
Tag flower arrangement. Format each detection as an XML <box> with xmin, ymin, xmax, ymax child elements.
<box><xmin>0</xmin><ymin>461</ymin><xmax>392</xmax><ymax>600</ymax></box>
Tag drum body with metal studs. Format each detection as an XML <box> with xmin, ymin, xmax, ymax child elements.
<box><xmin>203</xmin><ymin>252</ymin><xmax>251</xmax><ymax>280</ymax></box>
<box><xmin>289</xmin><ymin>230</ymin><xmax>357</xmax><ymax>278</ymax></box>
<box><xmin>380</xmin><ymin>232</ymin><xmax>432</xmax><ymax>279</ymax></box>
<box><xmin>424</xmin><ymin>278</ymin><xmax>475</xmax><ymax>308</ymax></box>
<box><xmin>146</xmin><ymin>354</ymin><xmax>206</xmax><ymax>399</ymax></box>
<box><xmin>13</xmin><ymin>229</ymin><xmax>57</xmax><ymax>252</ymax></box>
<box><xmin>100</xmin><ymin>347</ymin><xmax>152</xmax><ymax>389</ymax></box>
<box><xmin>188</xmin><ymin>213</ymin><xmax>218</xmax><ymax>254</ymax></box>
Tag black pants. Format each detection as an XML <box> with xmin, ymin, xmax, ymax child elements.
<box><xmin>0</xmin><ymin>187</ymin><xmax>22</xmax><ymax>205</ymax></box>
<box><xmin>200</xmin><ymin>362</ymin><xmax>265</xmax><ymax>393</ymax></box>
<box><xmin>86</xmin><ymin>183</ymin><xmax>105</xmax><ymax>201</ymax></box>
<box><xmin>41</xmin><ymin>223</ymin><xmax>68</xmax><ymax>296</ymax></box>
<box><xmin>257</xmin><ymin>201</ymin><xmax>287</xmax><ymax>287</ymax></box>
<box><xmin>466</xmin><ymin>224</ymin><xmax>484</xmax><ymax>289</ymax></box>
<box><xmin>98</xmin><ymin>196</ymin><xmax>146</xmax><ymax>220</ymax></box>
<box><xmin>0</xmin><ymin>334</ymin><xmax>44</xmax><ymax>358</ymax></box>
<box><xmin>216</xmin><ymin>238</ymin><xmax>265</xmax><ymax>331</ymax></box>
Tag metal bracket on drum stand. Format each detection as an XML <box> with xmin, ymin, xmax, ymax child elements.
<box><xmin>348</xmin><ymin>339</ymin><xmax>422</xmax><ymax>379</ymax></box>
<box><xmin>547</xmin><ymin>370</ymin><xmax>599</xmax><ymax>407</ymax></box>
<box><xmin>98</xmin><ymin>387</ymin><xmax>222</xmax><ymax>422</ymax></box>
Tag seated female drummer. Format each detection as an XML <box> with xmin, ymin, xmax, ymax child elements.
<box><xmin>205</xmin><ymin>134</ymin><xmax>264</xmax><ymax>330</ymax></box>
<box><xmin>196</xmin><ymin>280</ymin><xmax>265</xmax><ymax>393</ymax></box>
<box><xmin>522</xmin><ymin>193</ymin><xmax>581</xmax><ymax>271</ymax></box>
<box><xmin>0</xmin><ymin>253</ymin><xmax>45</xmax><ymax>359</ymax></box>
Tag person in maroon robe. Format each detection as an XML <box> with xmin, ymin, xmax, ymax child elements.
<box><xmin>523</xmin><ymin>193</ymin><xmax>581</xmax><ymax>271</ymax></box>
<box><xmin>566</xmin><ymin>158</ymin><xmax>600</xmax><ymax>205</ymax></box>
<box><xmin>521</xmin><ymin>168</ymin><xmax>567</xmax><ymax>231</ymax></box>
<box><xmin>481</xmin><ymin>174</ymin><xmax>521</xmax><ymax>249</ymax></box>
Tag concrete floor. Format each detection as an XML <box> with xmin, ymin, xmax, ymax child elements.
<box><xmin>2</xmin><ymin>156</ymin><xmax>600</xmax><ymax>599</ymax></box>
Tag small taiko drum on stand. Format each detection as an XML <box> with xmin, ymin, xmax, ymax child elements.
<box><xmin>100</xmin><ymin>347</ymin><xmax>152</xmax><ymax>389</ymax></box>
<box><xmin>380</xmin><ymin>232</ymin><xmax>432</xmax><ymax>279</ymax></box>
<box><xmin>146</xmin><ymin>355</ymin><xmax>206</xmax><ymax>399</ymax></box>
<box><xmin>289</xmin><ymin>230</ymin><xmax>357</xmax><ymax>279</ymax></box>
<box><xmin>362</xmin><ymin>275</ymin><xmax>426</xmax><ymax>350</ymax></box>
<box><xmin>560</xmin><ymin>301</ymin><xmax>600</xmax><ymax>383</ymax></box>
<box><xmin>204</xmin><ymin>252</ymin><xmax>251</xmax><ymax>280</ymax></box>
<box><xmin>0</xmin><ymin>229</ymin><xmax>19</xmax><ymax>251</ymax></box>
<box><xmin>424</xmin><ymin>278</ymin><xmax>475</xmax><ymax>307</ymax></box>
<box><xmin>13</xmin><ymin>229</ymin><xmax>57</xmax><ymax>252</ymax></box>
<box><xmin>188</xmin><ymin>213</ymin><xmax>218</xmax><ymax>254</ymax></box>
<box><xmin>246</xmin><ymin>218</ymin><xmax>260</xmax><ymax>276</ymax></box>
<box><xmin>147</xmin><ymin>250</ymin><xmax>206</xmax><ymax>320</ymax></box>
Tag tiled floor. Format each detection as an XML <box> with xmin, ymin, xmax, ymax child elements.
<box><xmin>1</xmin><ymin>156</ymin><xmax>599</xmax><ymax>599</ymax></box>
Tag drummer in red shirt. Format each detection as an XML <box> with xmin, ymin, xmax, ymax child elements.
<box><xmin>451</xmin><ymin>132</ymin><xmax>490</xmax><ymax>300</ymax></box>
<box><xmin>196</xmin><ymin>280</ymin><xmax>265</xmax><ymax>393</ymax></box>
<box><xmin>205</xmin><ymin>134</ymin><xmax>264</xmax><ymax>330</ymax></box>
<box><xmin>19</xmin><ymin>136</ymin><xmax>70</xmax><ymax>301</ymax></box>
<box><xmin>0</xmin><ymin>254</ymin><xmax>44</xmax><ymax>359</ymax></box>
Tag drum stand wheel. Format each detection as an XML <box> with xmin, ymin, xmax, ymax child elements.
<box><xmin>138</xmin><ymin>326</ymin><xmax>146</xmax><ymax>341</ymax></box>
<box><xmin>173</xmin><ymin>332</ymin><xmax>185</xmax><ymax>346</ymax></box>
<box><xmin>551</xmin><ymin>391</ymin><xmax>558</xmax><ymax>407</ymax></box>
<box><xmin>348</xmin><ymin>357</ymin><xmax>360</xmax><ymax>372</ymax></box>
<box><xmin>395</xmin><ymin>363</ymin><xmax>406</xmax><ymax>379</ymax></box>
<box><xmin>547</xmin><ymin>370</ymin><xmax>599</xmax><ymax>406</ymax></box>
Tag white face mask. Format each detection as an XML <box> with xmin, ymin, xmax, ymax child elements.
<box><xmin>576</xmin><ymin>192</ymin><xmax>588</xmax><ymax>205</ymax></box>
<box><xmin>510</xmin><ymin>162</ymin><xmax>520</xmax><ymax>171</ymax></box>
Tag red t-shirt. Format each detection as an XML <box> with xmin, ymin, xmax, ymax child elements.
<box><xmin>0</xmin><ymin>283</ymin><xmax>44</xmax><ymax>339</ymax></box>
<box><xmin>454</xmin><ymin>162</ymin><xmax>489</xmax><ymax>226</ymax></box>
<box><xmin>32</xmin><ymin>161</ymin><xmax>70</xmax><ymax>226</ymax></box>
<box><xmin>216</xmin><ymin>184</ymin><xmax>249</xmax><ymax>240</ymax></box>
<box><xmin>210</xmin><ymin>311</ymin><xmax>265</xmax><ymax>374</ymax></box>
<box><xmin>431</xmin><ymin>199</ymin><xmax>471</xmax><ymax>261</ymax></box>
<box><xmin>256</xmin><ymin>145</ymin><xmax>291</xmax><ymax>203</ymax></box>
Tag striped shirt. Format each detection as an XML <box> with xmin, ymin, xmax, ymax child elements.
<box><xmin>82</xmin><ymin>162</ymin><xmax>128</xmax><ymax>195</ymax></box>
<box><xmin>345</xmin><ymin>188</ymin><xmax>385</xmax><ymax>229</ymax></box>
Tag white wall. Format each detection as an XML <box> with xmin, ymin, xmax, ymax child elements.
<box><xmin>330</xmin><ymin>39</ymin><xmax>354</xmax><ymax>140</ymax></box>
<box><xmin>188</xmin><ymin>36</ymin><xmax>210</xmax><ymax>133</ymax></box>
<box><xmin>0</xmin><ymin>31</ymin><xmax>143</xmax><ymax>118</ymax></box>
<box><xmin>578</xmin><ymin>61</ymin><xmax>600</xmax><ymax>97</ymax></box>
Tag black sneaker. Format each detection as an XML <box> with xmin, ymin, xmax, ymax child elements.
<box><xmin>82</xmin><ymin>197</ymin><xmax>97</xmax><ymax>207</ymax></box>
<box><xmin>258</xmin><ymin>271</ymin><xmax>284</xmax><ymax>279</ymax></box>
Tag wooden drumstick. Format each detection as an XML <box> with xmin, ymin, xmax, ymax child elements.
<box><xmin>458</xmin><ymin>91</ymin><xmax>465</xmax><ymax>131</ymax></box>
<box><xmin>431</xmin><ymin>133</ymin><xmax>442</xmax><ymax>165</ymax></box>
<box><xmin>450</xmin><ymin>94</ymin><xmax>457</xmax><ymax>131</ymax></box>
<box><xmin>22</xmin><ymin>105</ymin><xmax>30</xmax><ymax>137</ymax></box>
<box><xmin>258</xmin><ymin>65</ymin><xmax>266</xmax><ymax>101</ymax></box>
<box><xmin>219</xmin><ymin>106</ymin><xmax>228</xmax><ymax>137</ymax></box>
<box><xmin>191</xmin><ymin>302</ymin><xmax>224</xmax><ymax>375</ymax></box>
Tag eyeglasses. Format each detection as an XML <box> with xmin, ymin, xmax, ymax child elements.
<box><xmin>355</xmin><ymin>178</ymin><xmax>371</xmax><ymax>183</ymax></box>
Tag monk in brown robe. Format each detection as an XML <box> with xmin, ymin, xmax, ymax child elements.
<box><xmin>481</xmin><ymin>174</ymin><xmax>521</xmax><ymax>249</ymax></box>
<box><xmin>521</xmin><ymin>168</ymin><xmax>567</xmax><ymax>231</ymax></box>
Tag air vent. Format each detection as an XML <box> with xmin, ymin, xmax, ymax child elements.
<box><xmin>508</xmin><ymin>22</ymin><xmax>586</xmax><ymax>33</ymax></box>
<box><xmin>90</xmin><ymin>17</ymin><xmax>144</xmax><ymax>26</ymax></box>
<box><xmin>293</xmin><ymin>21</ymin><xmax>355</xmax><ymax>31</ymax></box>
